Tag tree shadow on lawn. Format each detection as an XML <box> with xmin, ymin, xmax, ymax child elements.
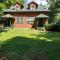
<box><xmin>0</xmin><ymin>30</ymin><xmax>8</xmax><ymax>36</ymax></box>
<box><xmin>32</xmin><ymin>31</ymin><xmax>60</xmax><ymax>41</ymax></box>
<box><xmin>0</xmin><ymin>34</ymin><xmax>60</xmax><ymax>60</ymax></box>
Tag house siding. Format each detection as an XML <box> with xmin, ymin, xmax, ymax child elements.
<box><xmin>8</xmin><ymin>12</ymin><xmax>48</xmax><ymax>28</ymax></box>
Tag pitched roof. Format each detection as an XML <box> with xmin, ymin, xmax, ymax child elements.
<box><xmin>12</xmin><ymin>2</ymin><xmax>24</xmax><ymax>8</ymax></box>
<box><xmin>28</xmin><ymin>1</ymin><xmax>38</xmax><ymax>7</ymax></box>
<box><xmin>22</xmin><ymin>3</ymin><xmax>28</xmax><ymax>10</ymax></box>
<box><xmin>36</xmin><ymin>14</ymin><xmax>49</xmax><ymax>18</ymax></box>
<box><xmin>3</xmin><ymin>1</ymin><xmax>50</xmax><ymax>13</ymax></box>
<box><xmin>2</xmin><ymin>14</ymin><xmax>14</xmax><ymax>18</ymax></box>
<box><xmin>37</xmin><ymin>4</ymin><xmax>46</xmax><ymax>10</ymax></box>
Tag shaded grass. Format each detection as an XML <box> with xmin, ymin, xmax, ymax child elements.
<box><xmin>0</xmin><ymin>29</ymin><xmax>60</xmax><ymax>60</ymax></box>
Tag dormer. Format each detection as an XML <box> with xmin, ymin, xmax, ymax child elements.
<box><xmin>28</xmin><ymin>1</ymin><xmax>38</xmax><ymax>10</ymax></box>
<box><xmin>10</xmin><ymin>2</ymin><xmax>23</xmax><ymax>11</ymax></box>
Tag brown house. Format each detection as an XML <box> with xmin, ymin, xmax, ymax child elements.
<box><xmin>2</xmin><ymin>1</ymin><xmax>50</xmax><ymax>29</ymax></box>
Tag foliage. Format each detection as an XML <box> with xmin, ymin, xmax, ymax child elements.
<box><xmin>0</xmin><ymin>3</ymin><xmax>5</xmax><ymax>11</ymax></box>
<box><xmin>0</xmin><ymin>3</ymin><xmax>6</xmax><ymax>16</ymax></box>
<box><xmin>54</xmin><ymin>13</ymin><xmax>60</xmax><ymax>22</ymax></box>
<box><xmin>5</xmin><ymin>0</ymin><xmax>24</xmax><ymax>8</ymax></box>
<box><xmin>45</xmin><ymin>23</ymin><xmax>57</xmax><ymax>31</ymax></box>
<box><xmin>0</xmin><ymin>0</ymin><xmax>25</xmax><ymax>15</ymax></box>
<box><xmin>49</xmin><ymin>0</ymin><xmax>60</xmax><ymax>22</ymax></box>
<box><xmin>45</xmin><ymin>21</ymin><xmax>60</xmax><ymax>32</ymax></box>
<box><xmin>0</xmin><ymin>0</ymin><xmax>4</xmax><ymax>3</ymax></box>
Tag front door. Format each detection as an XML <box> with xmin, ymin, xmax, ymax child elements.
<box><xmin>37</xmin><ymin>18</ymin><xmax>44</xmax><ymax>27</ymax></box>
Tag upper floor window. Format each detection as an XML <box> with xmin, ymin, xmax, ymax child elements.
<box><xmin>30</xmin><ymin>4</ymin><xmax>36</xmax><ymax>10</ymax></box>
<box><xmin>14</xmin><ymin>4</ymin><xmax>21</xmax><ymax>10</ymax></box>
<box><xmin>28</xmin><ymin>1</ymin><xmax>38</xmax><ymax>10</ymax></box>
<box><xmin>10</xmin><ymin>2</ymin><xmax>23</xmax><ymax>10</ymax></box>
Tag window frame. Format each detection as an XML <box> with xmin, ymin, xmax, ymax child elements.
<box><xmin>29</xmin><ymin>3</ymin><xmax>37</xmax><ymax>10</ymax></box>
<box><xmin>16</xmin><ymin>16</ymin><xmax>23</xmax><ymax>24</ymax></box>
<box><xmin>27</xmin><ymin>17</ymin><xmax>34</xmax><ymax>24</ymax></box>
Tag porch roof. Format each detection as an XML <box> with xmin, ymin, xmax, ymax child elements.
<box><xmin>2</xmin><ymin>14</ymin><xmax>14</xmax><ymax>18</ymax></box>
<box><xmin>36</xmin><ymin>14</ymin><xmax>49</xmax><ymax>18</ymax></box>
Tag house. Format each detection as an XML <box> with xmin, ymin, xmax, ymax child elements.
<box><xmin>2</xmin><ymin>1</ymin><xmax>50</xmax><ymax>29</ymax></box>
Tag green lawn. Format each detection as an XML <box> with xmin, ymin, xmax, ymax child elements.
<box><xmin>0</xmin><ymin>29</ymin><xmax>60</xmax><ymax>60</ymax></box>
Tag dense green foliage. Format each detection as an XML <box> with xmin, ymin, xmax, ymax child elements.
<box><xmin>0</xmin><ymin>3</ymin><xmax>6</xmax><ymax>16</ymax></box>
<box><xmin>0</xmin><ymin>0</ymin><xmax>24</xmax><ymax>15</ymax></box>
<box><xmin>49</xmin><ymin>0</ymin><xmax>60</xmax><ymax>22</ymax></box>
<box><xmin>5</xmin><ymin>0</ymin><xmax>24</xmax><ymax>8</ymax></box>
<box><xmin>46</xmin><ymin>0</ymin><xmax>60</xmax><ymax>32</ymax></box>
<box><xmin>45</xmin><ymin>23</ymin><xmax>57</xmax><ymax>31</ymax></box>
<box><xmin>45</xmin><ymin>21</ymin><xmax>60</xmax><ymax>32</ymax></box>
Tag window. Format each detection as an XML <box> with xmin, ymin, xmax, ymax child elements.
<box><xmin>27</xmin><ymin>17</ymin><xmax>34</xmax><ymax>24</ymax></box>
<box><xmin>15</xmin><ymin>4</ymin><xmax>21</xmax><ymax>10</ymax></box>
<box><xmin>11</xmin><ymin>4</ymin><xmax>21</xmax><ymax>10</ymax></box>
<box><xmin>30</xmin><ymin>4</ymin><xmax>36</xmax><ymax>10</ymax></box>
<box><xmin>31</xmin><ymin>5</ymin><xmax>36</xmax><ymax>10</ymax></box>
<box><xmin>16</xmin><ymin>17</ymin><xmax>23</xmax><ymax>24</ymax></box>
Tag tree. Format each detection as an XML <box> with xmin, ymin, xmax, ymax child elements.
<box><xmin>49</xmin><ymin>0</ymin><xmax>60</xmax><ymax>23</ymax></box>
<box><xmin>54</xmin><ymin>13</ymin><xmax>60</xmax><ymax>22</ymax></box>
<box><xmin>5</xmin><ymin>0</ymin><xmax>24</xmax><ymax>8</ymax></box>
<box><xmin>0</xmin><ymin>0</ymin><xmax>25</xmax><ymax>15</ymax></box>
<box><xmin>0</xmin><ymin>3</ymin><xmax>6</xmax><ymax>16</ymax></box>
<box><xmin>0</xmin><ymin>0</ymin><xmax>25</xmax><ymax>8</ymax></box>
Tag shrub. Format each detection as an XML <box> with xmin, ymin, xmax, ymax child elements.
<box><xmin>45</xmin><ymin>23</ymin><xmax>58</xmax><ymax>31</ymax></box>
<box><xmin>56</xmin><ymin>22</ymin><xmax>60</xmax><ymax>32</ymax></box>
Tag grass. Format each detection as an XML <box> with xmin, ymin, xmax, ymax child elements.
<box><xmin>0</xmin><ymin>28</ymin><xmax>60</xmax><ymax>60</ymax></box>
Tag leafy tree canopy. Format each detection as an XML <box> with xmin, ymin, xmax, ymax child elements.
<box><xmin>49</xmin><ymin>0</ymin><xmax>60</xmax><ymax>22</ymax></box>
<box><xmin>0</xmin><ymin>0</ymin><xmax>25</xmax><ymax>15</ymax></box>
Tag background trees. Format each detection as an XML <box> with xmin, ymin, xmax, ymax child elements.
<box><xmin>45</xmin><ymin>0</ymin><xmax>60</xmax><ymax>32</ymax></box>
<box><xmin>0</xmin><ymin>0</ymin><xmax>25</xmax><ymax>15</ymax></box>
<box><xmin>49</xmin><ymin>0</ymin><xmax>60</xmax><ymax>22</ymax></box>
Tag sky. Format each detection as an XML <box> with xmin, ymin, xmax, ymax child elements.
<box><xmin>26</xmin><ymin>0</ymin><xmax>48</xmax><ymax>5</ymax></box>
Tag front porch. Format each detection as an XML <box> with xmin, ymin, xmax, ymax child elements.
<box><xmin>0</xmin><ymin>14</ymin><xmax>15</xmax><ymax>28</ymax></box>
<box><xmin>31</xmin><ymin>14</ymin><xmax>49</xmax><ymax>30</ymax></box>
<box><xmin>4</xmin><ymin>18</ymin><xmax>15</xmax><ymax>28</ymax></box>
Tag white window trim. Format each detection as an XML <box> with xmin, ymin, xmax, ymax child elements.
<box><xmin>16</xmin><ymin>16</ymin><xmax>23</xmax><ymax>24</ymax></box>
<box><xmin>27</xmin><ymin>17</ymin><xmax>35</xmax><ymax>24</ymax></box>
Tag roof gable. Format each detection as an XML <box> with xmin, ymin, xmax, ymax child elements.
<box><xmin>36</xmin><ymin>14</ymin><xmax>49</xmax><ymax>18</ymax></box>
<box><xmin>13</xmin><ymin>2</ymin><xmax>23</xmax><ymax>9</ymax></box>
<box><xmin>3</xmin><ymin>1</ymin><xmax>50</xmax><ymax>12</ymax></box>
<box><xmin>2</xmin><ymin>14</ymin><xmax>14</xmax><ymax>18</ymax></box>
<box><xmin>28</xmin><ymin>1</ymin><xmax>38</xmax><ymax>7</ymax></box>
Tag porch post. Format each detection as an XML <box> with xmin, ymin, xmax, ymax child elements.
<box><xmin>10</xmin><ymin>19</ymin><xmax>11</xmax><ymax>27</ymax></box>
<box><xmin>45</xmin><ymin>18</ymin><xmax>48</xmax><ymax>25</ymax></box>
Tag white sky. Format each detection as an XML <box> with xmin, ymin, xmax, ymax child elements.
<box><xmin>26</xmin><ymin>0</ymin><xmax>48</xmax><ymax>5</ymax></box>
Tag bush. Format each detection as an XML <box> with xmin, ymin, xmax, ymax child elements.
<box><xmin>45</xmin><ymin>23</ymin><xmax>58</xmax><ymax>32</ymax></box>
<box><xmin>56</xmin><ymin>23</ymin><xmax>60</xmax><ymax>32</ymax></box>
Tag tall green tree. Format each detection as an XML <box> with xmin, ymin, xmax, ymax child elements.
<box><xmin>49</xmin><ymin>0</ymin><xmax>60</xmax><ymax>23</ymax></box>
<box><xmin>0</xmin><ymin>0</ymin><xmax>25</xmax><ymax>16</ymax></box>
<box><xmin>0</xmin><ymin>3</ymin><xmax>6</xmax><ymax>16</ymax></box>
<box><xmin>5</xmin><ymin>0</ymin><xmax>24</xmax><ymax>8</ymax></box>
<box><xmin>0</xmin><ymin>0</ymin><xmax>25</xmax><ymax>8</ymax></box>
